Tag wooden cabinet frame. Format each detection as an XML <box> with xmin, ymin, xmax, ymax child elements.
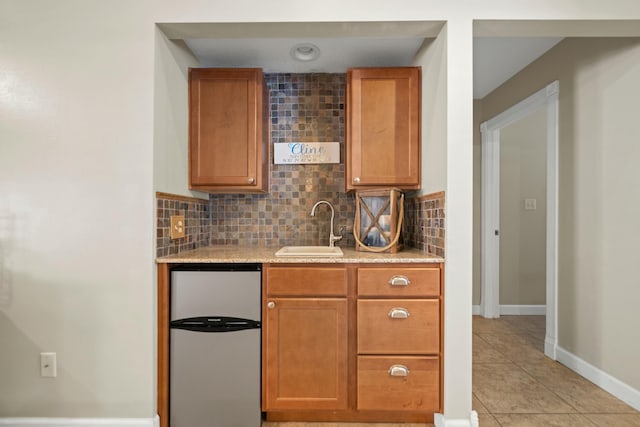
<box><xmin>262</xmin><ymin>263</ymin><xmax>443</xmax><ymax>423</ymax></box>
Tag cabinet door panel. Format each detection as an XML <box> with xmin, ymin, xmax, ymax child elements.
<box><xmin>189</xmin><ymin>68</ymin><xmax>267</xmax><ymax>192</ymax></box>
<box><xmin>263</xmin><ymin>298</ymin><xmax>348</xmax><ymax>410</ymax></box>
<box><xmin>192</xmin><ymin>78</ymin><xmax>253</xmax><ymax>182</ymax></box>
<box><xmin>347</xmin><ymin>67</ymin><xmax>420</xmax><ymax>190</ymax></box>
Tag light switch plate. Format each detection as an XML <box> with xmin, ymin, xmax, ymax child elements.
<box><xmin>170</xmin><ymin>215</ymin><xmax>186</xmax><ymax>239</ymax></box>
<box><xmin>524</xmin><ymin>198</ymin><xmax>537</xmax><ymax>210</ymax></box>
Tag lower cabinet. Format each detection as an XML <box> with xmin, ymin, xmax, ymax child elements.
<box><xmin>356</xmin><ymin>265</ymin><xmax>442</xmax><ymax>414</ymax></box>
<box><xmin>263</xmin><ymin>297</ymin><xmax>348</xmax><ymax>410</ymax></box>
<box><xmin>262</xmin><ymin>266</ymin><xmax>348</xmax><ymax>411</ymax></box>
<box><xmin>262</xmin><ymin>263</ymin><xmax>442</xmax><ymax>422</ymax></box>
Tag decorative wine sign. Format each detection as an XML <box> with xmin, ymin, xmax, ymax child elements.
<box><xmin>273</xmin><ymin>142</ymin><xmax>340</xmax><ymax>164</ymax></box>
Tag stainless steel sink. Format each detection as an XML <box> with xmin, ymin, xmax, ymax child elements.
<box><xmin>275</xmin><ymin>246</ymin><xmax>344</xmax><ymax>257</ymax></box>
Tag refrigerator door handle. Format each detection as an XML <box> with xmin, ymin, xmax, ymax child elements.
<box><xmin>170</xmin><ymin>316</ymin><xmax>261</xmax><ymax>332</ymax></box>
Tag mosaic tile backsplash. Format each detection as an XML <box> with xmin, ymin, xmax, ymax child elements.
<box><xmin>156</xmin><ymin>192</ymin><xmax>210</xmax><ymax>257</ymax></box>
<box><xmin>156</xmin><ymin>73</ymin><xmax>446</xmax><ymax>257</ymax></box>
<box><xmin>404</xmin><ymin>191</ymin><xmax>446</xmax><ymax>257</ymax></box>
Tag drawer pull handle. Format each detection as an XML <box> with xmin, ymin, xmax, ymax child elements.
<box><xmin>388</xmin><ymin>365</ymin><xmax>410</xmax><ymax>377</ymax></box>
<box><xmin>388</xmin><ymin>308</ymin><xmax>410</xmax><ymax>319</ymax></box>
<box><xmin>267</xmin><ymin>301</ymin><xmax>275</xmax><ymax>309</ymax></box>
<box><xmin>389</xmin><ymin>275</ymin><xmax>411</xmax><ymax>286</ymax></box>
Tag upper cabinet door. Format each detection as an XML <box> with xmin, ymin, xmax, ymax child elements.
<box><xmin>346</xmin><ymin>67</ymin><xmax>421</xmax><ymax>191</ymax></box>
<box><xmin>189</xmin><ymin>68</ymin><xmax>269</xmax><ymax>193</ymax></box>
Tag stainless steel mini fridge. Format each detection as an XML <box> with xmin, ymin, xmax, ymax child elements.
<box><xmin>170</xmin><ymin>264</ymin><xmax>261</xmax><ymax>427</ymax></box>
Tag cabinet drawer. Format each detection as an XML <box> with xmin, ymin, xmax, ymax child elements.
<box><xmin>357</xmin><ymin>299</ymin><xmax>439</xmax><ymax>354</ymax></box>
<box><xmin>357</xmin><ymin>356</ymin><xmax>439</xmax><ymax>411</ymax></box>
<box><xmin>266</xmin><ymin>266</ymin><xmax>347</xmax><ymax>296</ymax></box>
<box><xmin>358</xmin><ymin>267</ymin><xmax>440</xmax><ymax>297</ymax></box>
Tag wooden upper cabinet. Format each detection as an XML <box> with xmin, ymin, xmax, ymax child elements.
<box><xmin>188</xmin><ymin>68</ymin><xmax>269</xmax><ymax>193</ymax></box>
<box><xmin>346</xmin><ymin>67</ymin><xmax>421</xmax><ymax>191</ymax></box>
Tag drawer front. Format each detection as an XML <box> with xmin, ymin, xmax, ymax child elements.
<box><xmin>357</xmin><ymin>356</ymin><xmax>440</xmax><ymax>411</ymax></box>
<box><xmin>358</xmin><ymin>267</ymin><xmax>440</xmax><ymax>297</ymax></box>
<box><xmin>266</xmin><ymin>266</ymin><xmax>347</xmax><ymax>296</ymax></box>
<box><xmin>357</xmin><ymin>299</ymin><xmax>439</xmax><ymax>354</ymax></box>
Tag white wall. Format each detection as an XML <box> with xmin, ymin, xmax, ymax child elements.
<box><xmin>153</xmin><ymin>30</ymin><xmax>208</xmax><ymax>199</ymax></box>
<box><xmin>499</xmin><ymin>108</ymin><xmax>547</xmax><ymax>305</ymax></box>
<box><xmin>0</xmin><ymin>1</ymin><xmax>155</xmax><ymax>417</ymax></box>
<box><xmin>2</xmin><ymin>0</ymin><xmax>640</xmax><ymax>423</ymax></box>
<box><xmin>415</xmin><ymin>28</ymin><xmax>447</xmax><ymax>195</ymax></box>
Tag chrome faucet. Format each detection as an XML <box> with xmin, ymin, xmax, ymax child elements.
<box><xmin>310</xmin><ymin>200</ymin><xmax>343</xmax><ymax>247</ymax></box>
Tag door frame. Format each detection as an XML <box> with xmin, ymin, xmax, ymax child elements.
<box><xmin>480</xmin><ymin>80</ymin><xmax>559</xmax><ymax>360</ymax></box>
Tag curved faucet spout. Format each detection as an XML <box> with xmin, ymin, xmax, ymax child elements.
<box><xmin>310</xmin><ymin>200</ymin><xmax>342</xmax><ymax>247</ymax></box>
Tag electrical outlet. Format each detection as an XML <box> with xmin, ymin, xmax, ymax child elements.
<box><xmin>524</xmin><ymin>198</ymin><xmax>537</xmax><ymax>210</ymax></box>
<box><xmin>170</xmin><ymin>215</ymin><xmax>186</xmax><ymax>239</ymax></box>
<box><xmin>40</xmin><ymin>352</ymin><xmax>57</xmax><ymax>377</ymax></box>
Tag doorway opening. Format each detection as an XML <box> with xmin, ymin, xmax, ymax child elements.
<box><xmin>480</xmin><ymin>80</ymin><xmax>559</xmax><ymax>360</ymax></box>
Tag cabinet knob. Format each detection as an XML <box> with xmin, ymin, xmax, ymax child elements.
<box><xmin>353</xmin><ymin>177</ymin><xmax>360</xmax><ymax>183</ymax></box>
<box><xmin>248</xmin><ymin>177</ymin><xmax>255</xmax><ymax>184</ymax></box>
<box><xmin>388</xmin><ymin>307</ymin><xmax>410</xmax><ymax>319</ymax></box>
<box><xmin>388</xmin><ymin>365</ymin><xmax>410</xmax><ymax>377</ymax></box>
<box><xmin>267</xmin><ymin>301</ymin><xmax>275</xmax><ymax>309</ymax></box>
<box><xmin>388</xmin><ymin>275</ymin><xmax>411</xmax><ymax>286</ymax></box>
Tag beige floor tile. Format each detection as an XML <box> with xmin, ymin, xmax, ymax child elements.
<box><xmin>473</xmin><ymin>334</ymin><xmax>511</xmax><ymax>364</ymax></box>
<box><xmin>473</xmin><ymin>362</ymin><xmax>576</xmax><ymax>414</ymax></box>
<box><xmin>473</xmin><ymin>316</ymin><xmax>521</xmax><ymax>334</ymax></box>
<box><xmin>519</xmin><ymin>359</ymin><xmax>638</xmax><ymax>413</ymax></box>
<box><xmin>494</xmin><ymin>413</ymin><xmax>596</xmax><ymax>426</ymax></box>
<box><xmin>477</xmin><ymin>332</ymin><xmax>549</xmax><ymax>365</ymax></box>
<box><xmin>477</xmin><ymin>413</ymin><xmax>501</xmax><ymax>426</ymax></box>
<box><xmin>501</xmin><ymin>315</ymin><xmax>546</xmax><ymax>332</ymax></box>
<box><xmin>473</xmin><ymin>393</ymin><xmax>490</xmax><ymax>414</ymax></box>
<box><xmin>526</xmin><ymin>327</ymin><xmax>546</xmax><ymax>341</ymax></box>
<box><xmin>527</xmin><ymin>336</ymin><xmax>545</xmax><ymax>353</ymax></box>
<box><xmin>584</xmin><ymin>413</ymin><xmax>640</xmax><ymax>426</ymax></box>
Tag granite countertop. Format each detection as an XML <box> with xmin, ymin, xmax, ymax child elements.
<box><xmin>156</xmin><ymin>245</ymin><xmax>443</xmax><ymax>264</ymax></box>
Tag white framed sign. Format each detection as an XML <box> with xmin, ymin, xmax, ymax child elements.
<box><xmin>274</xmin><ymin>142</ymin><xmax>340</xmax><ymax>164</ymax></box>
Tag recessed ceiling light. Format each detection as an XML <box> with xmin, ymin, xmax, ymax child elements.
<box><xmin>290</xmin><ymin>43</ymin><xmax>320</xmax><ymax>62</ymax></box>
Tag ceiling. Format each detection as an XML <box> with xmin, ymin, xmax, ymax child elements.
<box><xmin>162</xmin><ymin>22</ymin><xmax>564</xmax><ymax>99</ymax></box>
<box><xmin>184</xmin><ymin>37</ymin><xmax>428</xmax><ymax>74</ymax></box>
<box><xmin>473</xmin><ymin>37</ymin><xmax>562</xmax><ymax>98</ymax></box>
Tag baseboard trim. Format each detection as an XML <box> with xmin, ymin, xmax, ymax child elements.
<box><xmin>556</xmin><ymin>346</ymin><xmax>640</xmax><ymax>411</ymax></box>
<box><xmin>500</xmin><ymin>305</ymin><xmax>546</xmax><ymax>315</ymax></box>
<box><xmin>434</xmin><ymin>411</ymin><xmax>479</xmax><ymax>427</ymax></box>
<box><xmin>0</xmin><ymin>416</ymin><xmax>159</xmax><ymax>427</ymax></box>
<box><xmin>472</xmin><ymin>305</ymin><xmax>546</xmax><ymax>316</ymax></box>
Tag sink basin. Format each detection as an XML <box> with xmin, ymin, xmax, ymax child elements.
<box><xmin>275</xmin><ymin>246</ymin><xmax>344</xmax><ymax>257</ymax></box>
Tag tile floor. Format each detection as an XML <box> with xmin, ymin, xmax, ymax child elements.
<box><xmin>263</xmin><ymin>315</ymin><xmax>640</xmax><ymax>426</ymax></box>
<box><xmin>474</xmin><ymin>315</ymin><xmax>640</xmax><ymax>426</ymax></box>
